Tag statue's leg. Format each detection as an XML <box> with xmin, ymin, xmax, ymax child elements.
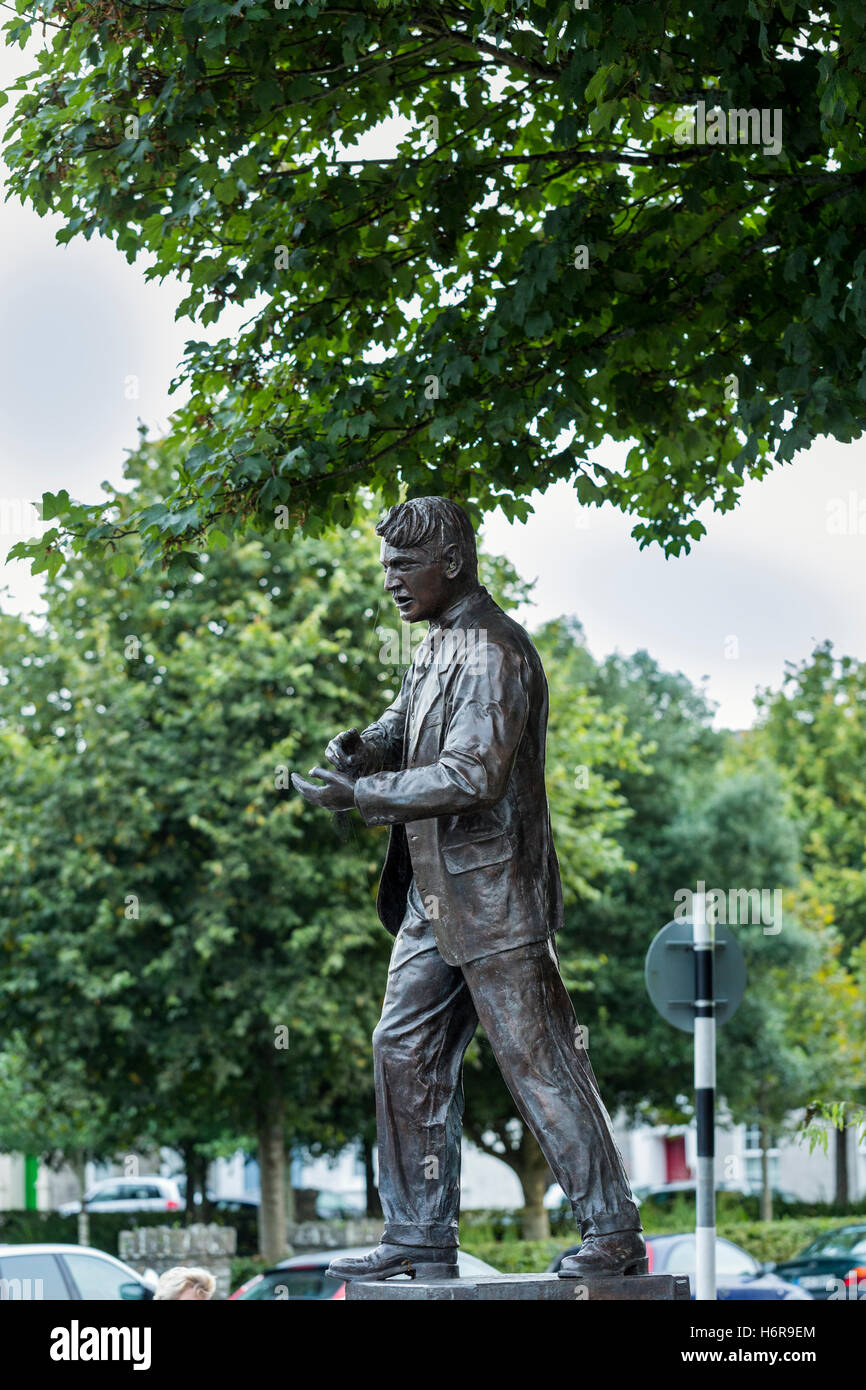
<box><xmin>463</xmin><ymin>937</ymin><xmax>642</xmax><ymax>1238</ymax></box>
<box><xmin>372</xmin><ymin>886</ymin><xmax>478</xmax><ymax>1249</ymax></box>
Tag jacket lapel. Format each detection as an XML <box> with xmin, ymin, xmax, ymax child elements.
<box><xmin>407</xmin><ymin>648</ymin><xmax>442</xmax><ymax>763</ymax></box>
<box><xmin>405</xmin><ymin>590</ymin><xmax>493</xmax><ymax>763</ymax></box>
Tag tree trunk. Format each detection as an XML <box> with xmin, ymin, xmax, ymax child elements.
<box><xmin>73</xmin><ymin>1150</ymin><xmax>89</xmax><ymax>1246</ymax></box>
<box><xmin>362</xmin><ymin>1133</ymin><xmax>382</xmax><ymax>1219</ymax></box>
<box><xmin>515</xmin><ymin>1130</ymin><xmax>552</xmax><ymax>1241</ymax></box>
<box><xmin>195</xmin><ymin>1152</ymin><xmax>208</xmax><ymax>1210</ymax></box>
<box><xmin>283</xmin><ymin>1154</ymin><xmax>296</xmax><ymax>1226</ymax></box>
<box><xmin>759</xmin><ymin>1124</ymin><xmax>773</xmax><ymax>1223</ymax></box>
<box><xmin>834</xmin><ymin>1123</ymin><xmax>849</xmax><ymax>1207</ymax></box>
<box><xmin>183</xmin><ymin>1144</ymin><xmax>197</xmax><ymax>1218</ymax></box>
<box><xmin>257</xmin><ymin>1095</ymin><xmax>288</xmax><ymax>1264</ymax></box>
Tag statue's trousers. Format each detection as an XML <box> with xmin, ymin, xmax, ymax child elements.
<box><xmin>373</xmin><ymin>880</ymin><xmax>642</xmax><ymax>1248</ymax></box>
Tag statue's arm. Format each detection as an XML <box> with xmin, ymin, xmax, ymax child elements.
<box><xmin>353</xmin><ymin>643</ymin><xmax>529</xmax><ymax>825</ymax></box>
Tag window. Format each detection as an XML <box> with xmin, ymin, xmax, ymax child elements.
<box><xmin>744</xmin><ymin>1155</ymin><xmax>780</xmax><ymax>1189</ymax></box>
<box><xmin>0</xmin><ymin>1253</ymin><xmax>70</xmax><ymax>1300</ymax></box>
<box><xmin>62</xmin><ymin>1253</ymin><xmax>138</xmax><ymax>1300</ymax></box>
<box><xmin>86</xmin><ymin>1186</ymin><xmax>123</xmax><ymax>1204</ymax></box>
<box><xmin>744</xmin><ymin>1124</ymin><xmax>761</xmax><ymax>1151</ymax></box>
<box><xmin>716</xmin><ymin>1239</ymin><xmax>759</xmax><ymax>1276</ymax></box>
<box><xmin>808</xmin><ymin>1227</ymin><xmax>866</xmax><ymax>1258</ymax></box>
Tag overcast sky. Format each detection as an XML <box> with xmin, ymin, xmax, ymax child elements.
<box><xmin>2</xmin><ymin>37</ymin><xmax>864</xmax><ymax>731</ymax></box>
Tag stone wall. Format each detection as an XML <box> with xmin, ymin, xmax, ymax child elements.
<box><xmin>287</xmin><ymin>1218</ymin><xmax>381</xmax><ymax>1251</ymax></box>
<box><xmin>119</xmin><ymin>1223</ymin><xmax>236</xmax><ymax>1300</ymax></box>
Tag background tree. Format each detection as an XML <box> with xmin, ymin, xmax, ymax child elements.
<box><xmin>547</xmin><ymin>646</ymin><xmax>851</xmax><ymax>1221</ymax></box>
<box><xmin>753</xmin><ymin>643</ymin><xmax>866</xmax><ymax>1201</ymax></box>
<box><xmin>5</xmin><ymin>0</ymin><xmax>866</xmax><ymax>574</ymax></box>
<box><xmin>562</xmin><ymin>649</ymin><xmax>725</xmax><ymax>1121</ymax></box>
<box><xmin>0</xmin><ymin>440</ymin><xmax>404</xmax><ymax>1260</ymax></box>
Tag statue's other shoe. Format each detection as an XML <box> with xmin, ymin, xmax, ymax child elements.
<box><xmin>557</xmin><ymin>1231</ymin><xmax>648</xmax><ymax>1278</ymax></box>
<box><xmin>326</xmin><ymin>1242</ymin><xmax>458</xmax><ymax>1283</ymax></box>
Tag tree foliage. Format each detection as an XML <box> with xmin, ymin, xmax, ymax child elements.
<box><xmin>754</xmin><ymin>641</ymin><xmax>866</xmax><ymax>956</ymax></box>
<box><xmin>0</xmin><ymin>441</ymin><xmax>400</xmax><ymax>1212</ymax></box>
<box><xmin>5</xmin><ymin>0</ymin><xmax>866</xmax><ymax>574</ymax></box>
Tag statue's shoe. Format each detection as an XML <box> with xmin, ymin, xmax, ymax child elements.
<box><xmin>326</xmin><ymin>1242</ymin><xmax>458</xmax><ymax>1283</ymax></box>
<box><xmin>557</xmin><ymin>1231</ymin><xmax>648</xmax><ymax>1278</ymax></box>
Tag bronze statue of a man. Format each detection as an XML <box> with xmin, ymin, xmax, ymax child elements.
<box><xmin>292</xmin><ymin>497</ymin><xmax>644</xmax><ymax>1282</ymax></box>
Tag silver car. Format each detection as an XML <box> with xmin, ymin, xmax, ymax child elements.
<box><xmin>57</xmin><ymin>1175</ymin><xmax>183</xmax><ymax>1216</ymax></box>
<box><xmin>0</xmin><ymin>1244</ymin><xmax>157</xmax><ymax>1300</ymax></box>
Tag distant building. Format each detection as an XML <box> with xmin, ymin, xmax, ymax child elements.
<box><xmin>616</xmin><ymin>1111</ymin><xmax>865</xmax><ymax>1203</ymax></box>
<box><xmin>2</xmin><ymin>1108</ymin><xmax>862</xmax><ymax>1212</ymax></box>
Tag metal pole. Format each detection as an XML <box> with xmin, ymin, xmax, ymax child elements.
<box><xmin>693</xmin><ymin>887</ymin><xmax>716</xmax><ymax>1301</ymax></box>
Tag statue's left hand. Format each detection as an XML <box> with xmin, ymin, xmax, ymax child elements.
<box><xmin>291</xmin><ymin>766</ymin><xmax>356</xmax><ymax>812</ymax></box>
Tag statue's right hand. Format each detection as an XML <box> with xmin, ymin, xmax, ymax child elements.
<box><xmin>325</xmin><ymin>728</ymin><xmax>365</xmax><ymax>776</ymax></box>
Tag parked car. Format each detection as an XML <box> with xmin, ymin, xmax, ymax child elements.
<box><xmin>634</xmin><ymin>1181</ymin><xmax>799</xmax><ymax>1210</ymax></box>
<box><xmin>773</xmin><ymin>1223</ymin><xmax>866</xmax><ymax>1300</ymax></box>
<box><xmin>0</xmin><ymin>1244</ymin><xmax>157</xmax><ymax>1300</ymax></box>
<box><xmin>171</xmin><ymin>1177</ymin><xmax>260</xmax><ymax>1215</ymax></box>
<box><xmin>210</xmin><ymin>1194</ymin><xmax>260</xmax><ymax>1215</ymax></box>
<box><xmin>547</xmin><ymin>1234</ymin><xmax>812</xmax><ymax>1300</ymax></box>
<box><xmin>229</xmin><ymin>1247</ymin><xmax>500</xmax><ymax>1300</ymax></box>
<box><xmin>313</xmin><ymin>1190</ymin><xmax>366</xmax><ymax>1220</ymax></box>
<box><xmin>57</xmin><ymin>1175</ymin><xmax>183</xmax><ymax>1216</ymax></box>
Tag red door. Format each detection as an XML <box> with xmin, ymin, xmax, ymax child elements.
<box><xmin>664</xmin><ymin>1135</ymin><xmax>690</xmax><ymax>1182</ymax></box>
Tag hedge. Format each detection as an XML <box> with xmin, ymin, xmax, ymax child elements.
<box><xmin>5</xmin><ymin>1207</ymin><xmax>862</xmax><ymax>1285</ymax></box>
<box><xmin>461</xmin><ymin>1216</ymin><xmax>860</xmax><ymax>1273</ymax></box>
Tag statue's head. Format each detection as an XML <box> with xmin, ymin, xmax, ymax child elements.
<box><xmin>375</xmin><ymin>496</ymin><xmax>478</xmax><ymax>623</ymax></box>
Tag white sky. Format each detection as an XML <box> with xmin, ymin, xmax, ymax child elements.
<box><xmin>2</xmin><ymin>36</ymin><xmax>864</xmax><ymax>731</ymax></box>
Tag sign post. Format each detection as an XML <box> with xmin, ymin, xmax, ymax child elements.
<box><xmin>693</xmin><ymin>890</ymin><xmax>715</xmax><ymax>1302</ymax></box>
<box><xmin>645</xmin><ymin>896</ymin><xmax>746</xmax><ymax>1301</ymax></box>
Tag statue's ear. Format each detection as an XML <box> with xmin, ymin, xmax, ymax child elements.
<box><xmin>442</xmin><ymin>542</ymin><xmax>462</xmax><ymax>577</ymax></box>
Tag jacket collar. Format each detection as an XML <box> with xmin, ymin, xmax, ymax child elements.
<box><xmin>429</xmin><ymin>584</ymin><xmax>491</xmax><ymax>632</ymax></box>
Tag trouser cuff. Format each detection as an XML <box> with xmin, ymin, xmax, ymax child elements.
<box><xmin>383</xmin><ymin>1221</ymin><xmax>459</xmax><ymax>1249</ymax></box>
<box><xmin>578</xmin><ymin>1201</ymin><xmax>643</xmax><ymax>1238</ymax></box>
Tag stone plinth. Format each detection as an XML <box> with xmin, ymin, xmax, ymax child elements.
<box><xmin>345</xmin><ymin>1272</ymin><xmax>689</xmax><ymax>1301</ymax></box>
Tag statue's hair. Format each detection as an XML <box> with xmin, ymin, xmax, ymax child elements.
<box><xmin>375</xmin><ymin>497</ymin><xmax>478</xmax><ymax>579</ymax></box>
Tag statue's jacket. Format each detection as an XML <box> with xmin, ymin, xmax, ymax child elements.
<box><xmin>354</xmin><ymin>586</ymin><xmax>564</xmax><ymax>966</ymax></box>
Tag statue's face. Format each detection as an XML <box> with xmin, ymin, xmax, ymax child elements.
<box><xmin>380</xmin><ymin>541</ymin><xmax>455</xmax><ymax>623</ymax></box>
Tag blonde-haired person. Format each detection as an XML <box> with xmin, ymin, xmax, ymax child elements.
<box><xmin>153</xmin><ymin>1267</ymin><xmax>216</xmax><ymax>1301</ymax></box>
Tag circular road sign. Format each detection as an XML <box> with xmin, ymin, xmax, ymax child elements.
<box><xmin>645</xmin><ymin>919</ymin><xmax>747</xmax><ymax>1033</ymax></box>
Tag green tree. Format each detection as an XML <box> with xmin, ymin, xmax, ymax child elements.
<box><xmin>667</xmin><ymin>763</ymin><xmax>859</xmax><ymax>1220</ymax></box>
<box><xmin>556</xmin><ymin>649</ymin><xmax>724</xmax><ymax>1122</ymax></box>
<box><xmin>0</xmin><ymin>441</ymin><xmax>402</xmax><ymax>1260</ymax></box>
<box><xmin>753</xmin><ymin>642</ymin><xmax>866</xmax><ymax>1200</ymax></box>
<box><xmin>549</xmin><ymin>646</ymin><xmax>848</xmax><ymax>1220</ymax></box>
<box><xmin>5</xmin><ymin>1</ymin><xmax>866</xmax><ymax>573</ymax></box>
<box><xmin>754</xmin><ymin>642</ymin><xmax>866</xmax><ymax>955</ymax></box>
